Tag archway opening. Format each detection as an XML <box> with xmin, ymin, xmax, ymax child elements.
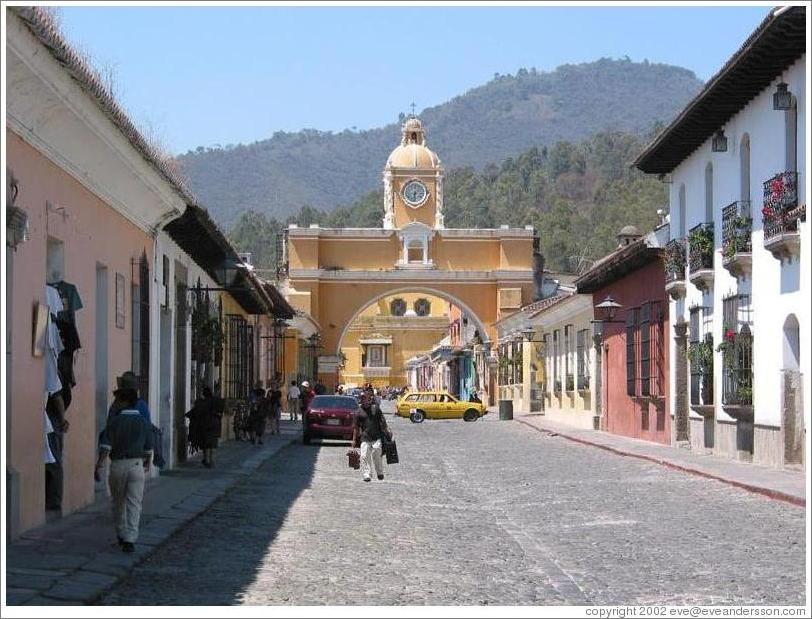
<box><xmin>336</xmin><ymin>288</ymin><xmax>490</xmax><ymax>402</ymax></box>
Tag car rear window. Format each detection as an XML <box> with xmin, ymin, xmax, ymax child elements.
<box><xmin>311</xmin><ymin>396</ymin><xmax>358</xmax><ymax>409</ymax></box>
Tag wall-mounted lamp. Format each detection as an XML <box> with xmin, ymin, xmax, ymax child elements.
<box><xmin>594</xmin><ymin>295</ymin><xmax>624</xmax><ymax>322</ymax></box>
<box><xmin>711</xmin><ymin>129</ymin><xmax>728</xmax><ymax>152</ymax></box>
<box><xmin>773</xmin><ymin>82</ymin><xmax>793</xmax><ymax>110</ymax></box>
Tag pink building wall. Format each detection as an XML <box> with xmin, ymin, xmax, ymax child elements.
<box><xmin>594</xmin><ymin>258</ymin><xmax>671</xmax><ymax>445</ymax></box>
<box><xmin>7</xmin><ymin>130</ymin><xmax>154</xmax><ymax>534</ymax></box>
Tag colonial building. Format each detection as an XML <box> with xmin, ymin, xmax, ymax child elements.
<box><xmin>634</xmin><ymin>5</ymin><xmax>807</xmax><ymax>467</ymax></box>
<box><xmin>574</xmin><ymin>226</ymin><xmax>672</xmax><ymax>445</ymax></box>
<box><xmin>340</xmin><ymin>293</ymin><xmax>450</xmax><ymax>388</ymax></box>
<box><xmin>5</xmin><ymin>7</ymin><xmax>292</xmax><ymax>538</ymax></box>
<box><xmin>281</xmin><ymin>117</ymin><xmax>538</xmax><ymax>398</ymax></box>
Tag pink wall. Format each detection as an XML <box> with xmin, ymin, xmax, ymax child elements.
<box><xmin>594</xmin><ymin>258</ymin><xmax>671</xmax><ymax>445</ymax></box>
<box><xmin>7</xmin><ymin>130</ymin><xmax>154</xmax><ymax>534</ymax></box>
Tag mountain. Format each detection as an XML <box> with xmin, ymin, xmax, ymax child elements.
<box><xmin>228</xmin><ymin>131</ymin><xmax>668</xmax><ymax>274</ymax></box>
<box><xmin>179</xmin><ymin>58</ymin><xmax>702</xmax><ymax>228</ymax></box>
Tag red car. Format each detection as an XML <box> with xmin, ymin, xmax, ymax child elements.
<box><xmin>303</xmin><ymin>395</ymin><xmax>358</xmax><ymax>445</ymax></box>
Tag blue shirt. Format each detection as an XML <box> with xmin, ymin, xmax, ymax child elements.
<box><xmin>108</xmin><ymin>398</ymin><xmax>150</xmax><ymax>424</ymax></box>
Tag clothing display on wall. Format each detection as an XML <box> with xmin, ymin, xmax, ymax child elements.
<box><xmin>43</xmin><ymin>281</ymin><xmax>83</xmax><ymax>512</ymax></box>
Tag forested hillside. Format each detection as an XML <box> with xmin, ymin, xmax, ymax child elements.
<box><xmin>182</xmin><ymin>58</ymin><xmax>700</xmax><ymax>227</ymax></box>
<box><xmin>228</xmin><ymin>131</ymin><xmax>667</xmax><ymax>274</ymax></box>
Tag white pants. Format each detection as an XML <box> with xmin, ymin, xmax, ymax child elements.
<box><xmin>360</xmin><ymin>439</ymin><xmax>383</xmax><ymax>479</ymax></box>
<box><xmin>109</xmin><ymin>458</ymin><xmax>146</xmax><ymax>543</ymax></box>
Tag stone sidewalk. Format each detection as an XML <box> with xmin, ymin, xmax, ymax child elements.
<box><xmin>5</xmin><ymin>423</ymin><xmax>301</xmax><ymax>606</ymax></box>
<box><xmin>509</xmin><ymin>412</ymin><xmax>805</xmax><ymax>507</ymax></box>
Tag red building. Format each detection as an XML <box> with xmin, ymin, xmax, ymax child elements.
<box><xmin>575</xmin><ymin>226</ymin><xmax>671</xmax><ymax>445</ymax></box>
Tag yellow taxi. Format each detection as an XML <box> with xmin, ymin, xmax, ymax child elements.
<box><xmin>396</xmin><ymin>391</ymin><xmax>487</xmax><ymax>423</ymax></box>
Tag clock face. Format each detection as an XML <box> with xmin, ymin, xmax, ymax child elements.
<box><xmin>401</xmin><ymin>180</ymin><xmax>428</xmax><ymax>207</ymax></box>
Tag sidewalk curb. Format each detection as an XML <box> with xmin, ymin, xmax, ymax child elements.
<box><xmin>515</xmin><ymin>419</ymin><xmax>805</xmax><ymax>508</ymax></box>
<box><xmin>16</xmin><ymin>438</ymin><xmax>297</xmax><ymax>606</ymax></box>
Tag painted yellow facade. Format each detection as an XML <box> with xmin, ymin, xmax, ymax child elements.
<box><xmin>339</xmin><ymin>294</ymin><xmax>450</xmax><ymax>387</ymax></box>
<box><xmin>282</xmin><ymin>117</ymin><xmax>537</xmax><ymax>393</ymax></box>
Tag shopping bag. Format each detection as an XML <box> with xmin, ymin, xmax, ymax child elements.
<box><xmin>347</xmin><ymin>449</ymin><xmax>360</xmax><ymax>469</ymax></box>
<box><xmin>383</xmin><ymin>438</ymin><xmax>399</xmax><ymax>465</ymax></box>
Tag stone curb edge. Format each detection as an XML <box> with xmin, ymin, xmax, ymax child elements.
<box><xmin>514</xmin><ymin>419</ymin><xmax>805</xmax><ymax>508</ymax></box>
<box><xmin>31</xmin><ymin>438</ymin><xmax>298</xmax><ymax>606</ymax></box>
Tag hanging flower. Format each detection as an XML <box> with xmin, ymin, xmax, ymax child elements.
<box><xmin>724</xmin><ymin>329</ymin><xmax>736</xmax><ymax>342</ymax></box>
<box><xmin>771</xmin><ymin>177</ymin><xmax>784</xmax><ymax>197</ymax></box>
<box><xmin>762</xmin><ymin>206</ymin><xmax>775</xmax><ymax>219</ymax></box>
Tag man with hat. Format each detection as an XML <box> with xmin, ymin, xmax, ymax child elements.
<box><xmin>107</xmin><ymin>371</ymin><xmax>150</xmax><ymax>423</ymax></box>
<box><xmin>95</xmin><ymin>373</ymin><xmax>154</xmax><ymax>553</ymax></box>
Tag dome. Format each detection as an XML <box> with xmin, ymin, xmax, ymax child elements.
<box><xmin>386</xmin><ymin>143</ymin><xmax>441</xmax><ymax>169</ymax></box>
<box><xmin>385</xmin><ymin>116</ymin><xmax>442</xmax><ymax>169</ymax></box>
<box><xmin>619</xmin><ymin>225</ymin><xmax>641</xmax><ymax>236</ymax></box>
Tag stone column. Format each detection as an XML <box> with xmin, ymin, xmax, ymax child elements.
<box><xmin>673</xmin><ymin>320</ymin><xmax>690</xmax><ymax>444</ymax></box>
<box><xmin>592</xmin><ymin>333</ymin><xmax>603</xmax><ymax>430</ymax></box>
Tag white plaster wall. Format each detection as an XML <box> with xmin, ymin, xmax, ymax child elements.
<box><xmin>148</xmin><ymin>232</ymin><xmax>219</xmax><ymax>469</ymax></box>
<box><xmin>668</xmin><ymin>56</ymin><xmax>808</xmax><ymax>432</ymax></box>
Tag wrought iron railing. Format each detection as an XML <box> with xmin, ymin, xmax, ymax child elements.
<box><xmin>664</xmin><ymin>238</ymin><xmax>687</xmax><ymax>283</ymax></box>
<box><xmin>721</xmin><ymin>328</ymin><xmax>753</xmax><ymax>406</ymax></box>
<box><xmin>688</xmin><ymin>223</ymin><xmax>714</xmax><ymax>272</ymax></box>
<box><xmin>762</xmin><ymin>171</ymin><xmax>800</xmax><ymax>240</ymax></box>
<box><xmin>721</xmin><ymin>201</ymin><xmax>752</xmax><ymax>258</ymax></box>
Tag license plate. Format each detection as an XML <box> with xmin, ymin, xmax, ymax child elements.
<box><xmin>325</xmin><ymin>418</ymin><xmax>341</xmax><ymax>426</ymax></box>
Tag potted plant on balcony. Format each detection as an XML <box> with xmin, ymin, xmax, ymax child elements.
<box><xmin>688</xmin><ymin>226</ymin><xmax>714</xmax><ymax>263</ymax></box>
<box><xmin>664</xmin><ymin>240</ymin><xmax>686</xmax><ymax>280</ymax></box>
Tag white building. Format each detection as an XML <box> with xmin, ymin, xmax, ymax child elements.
<box><xmin>635</xmin><ymin>6</ymin><xmax>807</xmax><ymax>468</ymax></box>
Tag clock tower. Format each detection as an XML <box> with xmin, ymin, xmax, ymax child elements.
<box><xmin>383</xmin><ymin>117</ymin><xmax>445</xmax><ymax>230</ymax></box>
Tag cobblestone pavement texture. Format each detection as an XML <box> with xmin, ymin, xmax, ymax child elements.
<box><xmin>99</xmin><ymin>405</ymin><xmax>806</xmax><ymax>606</ymax></box>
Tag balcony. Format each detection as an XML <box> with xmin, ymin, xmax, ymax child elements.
<box><xmin>663</xmin><ymin>238</ymin><xmax>687</xmax><ymax>300</ymax></box>
<box><xmin>762</xmin><ymin>171</ymin><xmax>805</xmax><ymax>261</ymax></box>
<box><xmin>688</xmin><ymin>223</ymin><xmax>714</xmax><ymax>291</ymax></box>
<box><xmin>721</xmin><ymin>201</ymin><xmax>752</xmax><ymax>279</ymax></box>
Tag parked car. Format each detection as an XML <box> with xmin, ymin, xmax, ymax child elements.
<box><xmin>303</xmin><ymin>395</ymin><xmax>359</xmax><ymax>445</ymax></box>
<box><xmin>396</xmin><ymin>391</ymin><xmax>487</xmax><ymax>423</ymax></box>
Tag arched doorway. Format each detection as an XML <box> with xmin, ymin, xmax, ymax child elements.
<box><xmin>781</xmin><ymin>314</ymin><xmax>803</xmax><ymax>466</ymax></box>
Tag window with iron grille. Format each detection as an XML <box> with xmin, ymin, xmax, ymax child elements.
<box><xmin>130</xmin><ymin>252</ymin><xmax>150</xmax><ymax>401</ymax></box>
<box><xmin>689</xmin><ymin>306</ymin><xmax>701</xmax><ymax>405</ymax></box>
<box><xmin>652</xmin><ymin>302</ymin><xmax>665</xmax><ymax>397</ymax></box>
<box><xmin>576</xmin><ymin>329</ymin><xmax>589</xmax><ymax>389</ymax></box>
<box><xmin>225</xmin><ymin>314</ymin><xmax>253</xmax><ymax>401</ymax></box>
<box><xmin>722</xmin><ymin>294</ymin><xmax>753</xmax><ymax>406</ymax></box>
<box><xmin>542</xmin><ymin>333</ymin><xmax>550</xmax><ymax>393</ymax></box>
<box><xmin>564</xmin><ymin>325</ymin><xmax>574</xmax><ymax>391</ymax></box>
<box><xmin>626</xmin><ymin>309</ymin><xmax>637</xmax><ymax>396</ymax></box>
<box><xmin>640</xmin><ymin>304</ymin><xmax>651</xmax><ymax>396</ymax></box>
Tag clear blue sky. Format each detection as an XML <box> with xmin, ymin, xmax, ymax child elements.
<box><xmin>57</xmin><ymin>4</ymin><xmax>771</xmax><ymax>155</ymax></box>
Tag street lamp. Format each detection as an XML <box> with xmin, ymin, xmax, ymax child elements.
<box><xmin>773</xmin><ymin>82</ymin><xmax>793</xmax><ymax>110</ymax></box>
<box><xmin>594</xmin><ymin>295</ymin><xmax>624</xmax><ymax>322</ymax></box>
<box><xmin>711</xmin><ymin>129</ymin><xmax>728</xmax><ymax>153</ymax></box>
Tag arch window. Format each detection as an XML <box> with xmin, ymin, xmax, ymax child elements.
<box><xmin>704</xmin><ymin>162</ymin><xmax>714</xmax><ymax>223</ymax></box>
<box><xmin>740</xmin><ymin>133</ymin><xmax>751</xmax><ymax>204</ymax></box>
<box><xmin>414</xmin><ymin>298</ymin><xmax>431</xmax><ymax>316</ymax></box>
<box><xmin>785</xmin><ymin>96</ymin><xmax>797</xmax><ymax>172</ymax></box>
<box><xmin>390</xmin><ymin>298</ymin><xmax>406</xmax><ymax>317</ymax></box>
<box><xmin>782</xmin><ymin>314</ymin><xmax>800</xmax><ymax>371</ymax></box>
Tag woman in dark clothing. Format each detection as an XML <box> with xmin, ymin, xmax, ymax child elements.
<box><xmin>248</xmin><ymin>388</ymin><xmax>270</xmax><ymax>445</ymax></box>
<box><xmin>186</xmin><ymin>386</ymin><xmax>222</xmax><ymax>467</ymax></box>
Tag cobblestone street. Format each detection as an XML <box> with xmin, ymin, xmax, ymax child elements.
<box><xmin>100</xmin><ymin>407</ymin><xmax>806</xmax><ymax>606</ymax></box>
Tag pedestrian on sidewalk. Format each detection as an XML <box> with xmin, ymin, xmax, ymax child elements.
<box><xmin>268</xmin><ymin>383</ymin><xmax>282</xmax><ymax>435</ymax></box>
<box><xmin>248</xmin><ymin>388</ymin><xmax>270</xmax><ymax>444</ymax></box>
<box><xmin>287</xmin><ymin>380</ymin><xmax>300</xmax><ymax>421</ymax></box>
<box><xmin>351</xmin><ymin>389</ymin><xmax>392</xmax><ymax>482</ymax></box>
<box><xmin>300</xmin><ymin>381</ymin><xmax>315</xmax><ymax>419</ymax></box>
<box><xmin>186</xmin><ymin>386</ymin><xmax>223</xmax><ymax>468</ymax></box>
<box><xmin>95</xmin><ymin>377</ymin><xmax>154</xmax><ymax>553</ymax></box>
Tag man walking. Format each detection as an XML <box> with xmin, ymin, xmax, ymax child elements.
<box><xmin>95</xmin><ymin>374</ymin><xmax>154</xmax><ymax>553</ymax></box>
<box><xmin>351</xmin><ymin>389</ymin><xmax>392</xmax><ymax>482</ymax></box>
<box><xmin>287</xmin><ymin>380</ymin><xmax>301</xmax><ymax>421</ymax></box>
